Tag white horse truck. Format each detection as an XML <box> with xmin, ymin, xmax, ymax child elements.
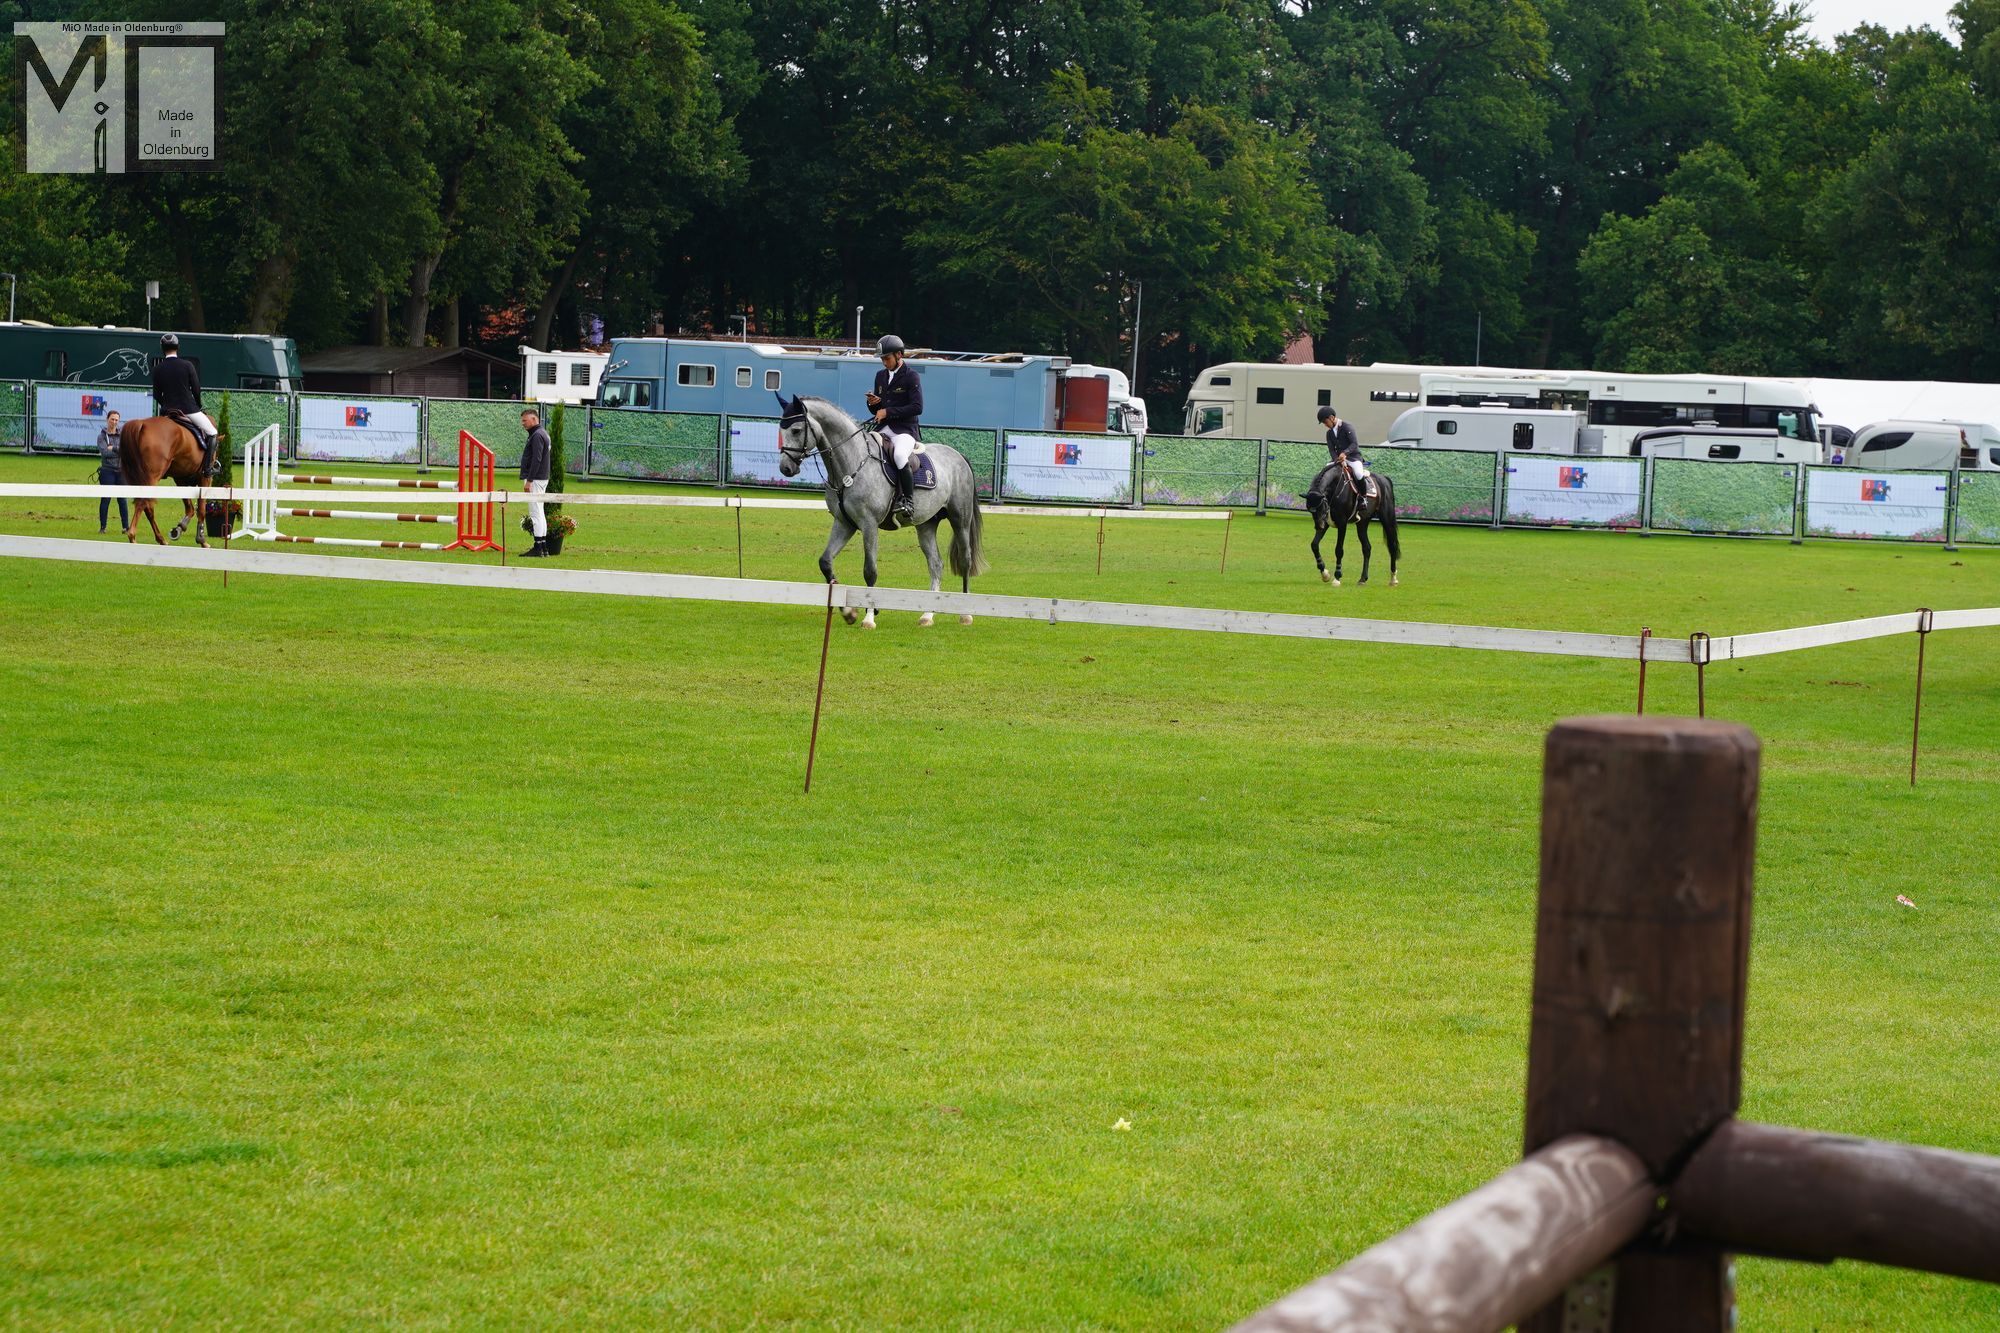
<box><xmin>1838</xmin><ymin>420</ymin><xmax>2000</xmax><ymax>470</ymax></box>
<box><xmin>1386</xmin><ymin>405</ymin><xmax>1601</xmax><ymax>455</ymax></box>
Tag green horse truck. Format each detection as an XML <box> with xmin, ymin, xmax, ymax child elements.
<box><xmin>0</xmin><ymin>322</ymin><xmax>301</xmax><ymax>391</ymax></box>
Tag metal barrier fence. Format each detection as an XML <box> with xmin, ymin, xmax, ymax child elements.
<box><xmin>8</xmin><ymin>380</ymin><xmax>1998</xmax><ymax>546</ymax></box>
<box><xmin>0</xmin><ymin>381</ymin><xmax>26</xmax><ymax>452</ymax></box>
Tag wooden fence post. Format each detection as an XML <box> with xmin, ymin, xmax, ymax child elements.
<box><xmin>1521</xmin><ymin>716</ymin><xmax>1760</xmax><ymax>1333</ymax></box>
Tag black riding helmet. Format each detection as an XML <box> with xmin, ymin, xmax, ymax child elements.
<box><xmin>160</xmin><ymin>333</ymin><xmax>180</xmax><ymax>350</ymax></box>
<box><xmin>1316</xmin><ymin>405</ymin><xmax>1337</xmax><ymax>423</ymax></box>
<box><xmin>877</xmin><ymin>334</ymin><xmax>905</xmax><ymax>357</ymax></box>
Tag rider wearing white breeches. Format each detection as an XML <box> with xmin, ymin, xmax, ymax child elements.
<box><xmin>868</xmin><ymin>334</ymin><xmax>925</xmax><ymax>522</ymax></box>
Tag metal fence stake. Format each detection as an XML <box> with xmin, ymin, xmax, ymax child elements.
<box><xmin>804</xmin><ymin>579</ymin><xmax>836</xmax><ymax>793</ymax></box>
<box><xmin>1636</xmin><ymin>626</ymin><xmax>1651</xmax><ymax>714</ymax></box>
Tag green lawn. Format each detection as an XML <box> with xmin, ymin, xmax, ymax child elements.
<box><xmin>2</xmin><ymin>452</ymin><xmax>1997</xmax><ymax>1328</ymax></box>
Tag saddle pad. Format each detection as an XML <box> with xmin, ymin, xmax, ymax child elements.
<box><xmin>877</xmin><ymin>446</ymin><xmax>938</xmax><ymax>490</ymax></box>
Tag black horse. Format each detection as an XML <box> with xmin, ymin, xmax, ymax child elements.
<box><xmin>1305</xmin><ymin>464</ymin><xmax>1401</xmax><ymax>587</ymax></box>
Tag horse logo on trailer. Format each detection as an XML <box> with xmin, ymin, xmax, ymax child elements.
<box><xmin>345</xmin><ymin>406</ymin><xmax>371</xmax><ymax>428</ymax></box>
<box><xmin>81</xmin><ymin>394</ymin><xmax>109</xmax><ymax>417</ymax></box>
<box><xmin>1861</xmin><ymin>479</ymin><xmax>1890</xmax><ymax>502</ymax></box>
<box><xmin>1559</xmin><ymin>466</ymin><xmax>1588</xmax><ymax>489</ymax></box>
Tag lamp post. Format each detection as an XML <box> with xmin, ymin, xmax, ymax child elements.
<box><xmin>146</xmin><ymin>280</ymin><xmax>159</xmax><ymax>331</ymax></box>
<box><xmin>854</xmin><ymin>305</ymin><xmax>864</xmax><ymax>352</ymax></box>
<box><xmin>1129</xmin><ymin>279</ymin><xmax>1143</xmax><ymax>385</ymax></box>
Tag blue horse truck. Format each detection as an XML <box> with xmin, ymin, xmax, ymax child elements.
<box><xmin>594</xmin><ymin>338</ymin><xmax>1113</xmax><ymax>433</ymax></box>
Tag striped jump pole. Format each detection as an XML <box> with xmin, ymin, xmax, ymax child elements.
<box><xmin>280</xmin><ymin>474</ymin><xmax>457</xmax><ymax>489</ymax></box>
<box><xmin>279</xmin><ymin>508</ymin><xmax>456</xmax><ymax>525</ymax></box>
<box><xmin>270</xmin><ymin>534</ymin><xmax>447</xmax><ymax>551</ymax></box>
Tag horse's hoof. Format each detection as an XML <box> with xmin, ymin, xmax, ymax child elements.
<box><xmin>917</xmin><ymin>612</ymin><xmax>934</xmax><ymax>628</ymax></box>
<box><xmin>861</xmin><ymin>613</ymin><xmax>876</xmax><ymax>630</ymax></box>
<box><xmin>959</xmin><ymin>615</ymin><xmax>973</xmax><ymax>626</ymax></box>
<box><xmin>1319</xmin><ymin>568</ymin><xmax>1332</xmax><ymax>584</ymax></box>
<box><xmin>1390</xmin><ymin>575</ymin><xmax>1400</xmax><ymax>587</ymax></box>
<box><xmin>841</xmin><ymin>607</ymin><xmax>858</xmax><ymax>625</ymax></box>
<box><xmin>1331</xmin><ymin>577</ymin><xmax>1342</xmax><ymax>587</ymax></box>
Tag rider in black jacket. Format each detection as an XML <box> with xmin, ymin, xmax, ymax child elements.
<box><xmin>866</xmin><ymin>334</ymin><xmax>923</xmax><ymax>522</ymax></box>
<box><xmin>151</xmin><ymin>334</ymin><xmax>220</xmax><ymax>475</ymax></box>
<box><xmin>1319</xmin><ymin>405</ymin><xmax>1370</xmax><ymax>505</ymax></box>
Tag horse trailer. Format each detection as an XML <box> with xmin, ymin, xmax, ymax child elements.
<box><xmin>519</xmin><ymin>347</ymin><xmax>607</xmax><ymax>404</ymax></box>
<box><xmin>1387</xmin><ymin>405</ymin><xmax>1601</xmax><ymax>455</ymax></box>
<box><xmin>0</xmin><ymin>321</ymin><xmax>301</xmax><ymax>391</ymax></box>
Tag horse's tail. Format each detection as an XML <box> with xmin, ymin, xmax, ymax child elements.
<box><xmin>1377</xmin><ymin>477</ymin><xmax>1402</xmax><ymax>562</ymax></box>
<box><xmin>950</xmin><ymin>499</ymin><xmax>988</xmax><ymax>579</ymax></box>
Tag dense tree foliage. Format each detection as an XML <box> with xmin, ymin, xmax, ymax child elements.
<box><xmin>5</xmin><ymin>0</ymin><xmax>1997</xmax><ymax>410</ymax></box>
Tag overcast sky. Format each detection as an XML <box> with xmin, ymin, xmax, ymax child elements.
<box><xmin>1800</xmin><ymin>0</ymin><xmax>1961</xmax><ymax>44</ymax></box>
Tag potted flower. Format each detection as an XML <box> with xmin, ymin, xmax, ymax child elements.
<box><xmin>546</xmin><ymin>512</ymin><xmax>577</xmax><ymax>555</ymax></box>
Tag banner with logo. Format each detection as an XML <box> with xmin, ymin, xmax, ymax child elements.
<box><xmin>1803</xmin><ymin>468</ymin><xmax>1949</xmax><ymax>542</ymax></box>
<box><xmin>31</xmin><ymin>383</ymin><xmax>155</xmax><ymax>453</ymax></box>
<box><xmin>727</xmin><ymin>416</ymin><xmax>821</xmax><ymax>489</ymax></box>
<box><xmin>1502</xmin><ymin>456</ymin><xmax>1643</xmax><ymax>527</ymax></box>
<box><xmin>1002</xmin><ymin>432</ymin><xmax>1134</xmax><ymax>503</ymax></box>
<box><xmin>296</xmin><ymin>395</ymin><xmax>422</xmax><ymax>463</ymax></box>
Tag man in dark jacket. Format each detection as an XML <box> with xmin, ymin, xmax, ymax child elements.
<box><xmin>865</xmin><ymin>334</ymin><xmax>923</xmax><ymax>522</ymax></box>
<box><xmin>151</xmin><ymin>334</ymin><xmax>220</xmax><ymax>475</ymax></box>
<box><xmin>519</xmin><ymin>407</ymin><xmax>553</xmax><ymax>557</ymax></box>
<box><xmin>1318</xmin><ymin>404</ymin><xmax>1372</xmax><ymax>505</ymax></box>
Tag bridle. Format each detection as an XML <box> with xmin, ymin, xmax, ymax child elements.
<box><xmin>778</xmin><ymin>403</ymin><xmax>876</xmax><ymax>492</ymax></box>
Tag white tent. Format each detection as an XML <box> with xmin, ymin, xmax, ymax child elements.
<box><xmin>1804</xmin><ymin>378</ymin><xmax>2000</xmax><ymax>431</ymax></box>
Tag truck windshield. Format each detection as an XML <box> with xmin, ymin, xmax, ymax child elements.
<box><xmin>598</xmin><ymin>380</ymin><xmax>649</xmax><ymax>408</ymax></box>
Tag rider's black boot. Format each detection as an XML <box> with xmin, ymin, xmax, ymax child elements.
<box><xmin>523</xmin><ymin>535</ymin><xmax>549</xmax><ymax>558</ymax></box>
<box><xmin>894</xmin><ymin>466</ymin><xmax>916</xmax><ymax>524</ymax></box>
<box><xmin>199</xmin><ymin>433</ymin><xmax>220</xmax><ymax>477</ymax></box>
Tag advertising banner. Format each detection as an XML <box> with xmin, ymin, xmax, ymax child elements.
<box><xmin>1803</xmin><ymin>468</ymin><xmax>1949</xmax><ymax>542</ymax></box>
<box><xmin>588</xmin><ymin>409</ymin><xmax>721</xmax><ymax>483</ymax></box>
<box><xmin>1502</xmin><ymin>456</ymin><xmax>1643</xmax><ymax>527</ymax></box>
<box><xmin>727</xmin><ymin>416</ymin><xmax>819</xmax><ymax>489</ymax></box>
<box><xmin>1142</xmin><ymin>434</ymin><xmax>1260</xmax><ymax>507</ymax></box>
<box><xmin>1955</xmin><ymin>471</ymin><xmax>2000</xmax><ymax>546</ymax></box>
<box><xmin>31</xmin><ymin>383</ymin><xmax>155</xmax><ymax>453</ymax></box>
<box><xmin>296</xmin><ymin>395</ymin><xmax>422</xmax><ymax>463</ymax></box>
<box><xmin>1002</xmin><ymin>432</ymin><xmax>1135</xmax><ymax>503</ymax></box>
<box><xmin>1647</xmin><ymin>458</ymin><xmax>1798</xmax><ymax>536</ymax></box>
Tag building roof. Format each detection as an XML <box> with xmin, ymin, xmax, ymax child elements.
<box><xmin>301</xmin><ymin>345</ymin><xmax>516</xmax><ymax>374</ymax></box>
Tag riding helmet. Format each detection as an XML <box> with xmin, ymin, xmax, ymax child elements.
<box><xmin>160</xmin><ymin>333</ymin><xmax>181</xmax><ymax>350</ymax></box>
<box><xmin>1316</xmin><ymin>405</ymin><xmax>1336</xmax><ymax>422</ymax></box>
<box><xmin>876</xmin><ymin>334</ymin><xmax>905</xmax><ymax>357</ymax></box>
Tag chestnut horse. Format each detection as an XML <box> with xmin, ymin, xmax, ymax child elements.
<box><xmin>118</xmin><ymin>416</ymin><xmax>208</xmax><ymax>545</ymax></box>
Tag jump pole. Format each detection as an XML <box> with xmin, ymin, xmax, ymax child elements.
<box><xmin>804</xmin><ymin>580</ymin><xmax>836</xmax><ymax>793</ymax></box>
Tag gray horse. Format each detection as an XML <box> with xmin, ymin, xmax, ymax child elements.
<box><xmin>776</xmin><ymin>393</ymin><xmax>988</xmax><ymax>628</ymax></box>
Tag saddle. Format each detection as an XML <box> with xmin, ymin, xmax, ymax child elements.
<box><xmin>875</xmin><ymin>445</ymin><xmax>937</xmax><ymax>491</ymax></box>
<box><xmin>1305</xmin><ymin>463</ymin><xmax>1377</xmax><ymax>513</ymax></box>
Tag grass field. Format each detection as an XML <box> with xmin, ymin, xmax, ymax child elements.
<box><xmin>2</xmin><ymin>452</ymin><xmax>1997</xmax><ymax>1328</ymax></box>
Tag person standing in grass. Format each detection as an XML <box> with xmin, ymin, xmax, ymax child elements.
<box><xmin>96</xmin><ymin>410</ymin><xmax>127</xmax><ymax>535</ymax></box>
<box><xmin>519</xmin><ymin>407</ymin><xmax>552</xmax><ymax>557</ymax></box>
